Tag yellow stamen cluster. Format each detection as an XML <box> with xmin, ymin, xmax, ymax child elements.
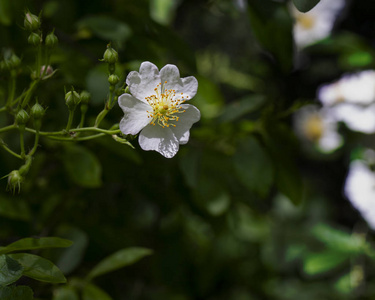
<box><xmin>145</xmin><ymin>81</ymin><xmax>188</xmax><ymax>128</ymax></box>
<box><xmin>297</xmin><ymin>14</ymin><xmax>316</xmax><ymax>30</ymax></box>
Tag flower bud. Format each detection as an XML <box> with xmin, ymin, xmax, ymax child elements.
<box><xmin>108</xmin><ymin>74</ymin><xmax>120</xmax><ymax>85</ymax></box>
<box><xmin>40</xmin><ymin>65</ymin><xmax>53</xmax><ymax>76</ymax></box>
<box><xmin>45</xmin><ymin>30</ymin><xmax>58</xmax><ymax>48</ymax></box>
<box><xmin>16</xmin><ymin>109</ymin><xmax>30</xmax><ymax>125</ymax></box>
<box><xmin>8</xmin><ymin>54</ymin><xmax>21</xmax><ymax>69</ymax></box>
<box><xmin>103</xmin><ymin>47</ymin><xmax>118</xmax><ymax>64</ymax></box>
<box><xmin>31</xmin><ymin>102</ymin><xmax>45</xmax><ymax>120</ymax></box>
<box><xmin>80</xmin><ymin>90</ymin><xmax>91</xmax><ymax>105</ymax></box>
<box><xmin>7</xmin><ymin>170</ymin><xmax>23</xmax><ymax>194</ymax></box>
<box><xmin>28</xmin><ymin>32</ymin><xmax>42</xmax><ymax>46</ymax></box>
<box><xmin>65</xmin><ymin>89</ymin><xmax>81</xmax><ymax>110</ymax></box>
<box><xmin>24</xmin><ymin>12</ymin><xmax>40</xmax><ymax>31</ymax></box>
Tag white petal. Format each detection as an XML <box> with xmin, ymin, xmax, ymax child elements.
<box><xmin>318</xmin><ymin>83</ymin><xmax>343</xmax><ymax>106</ymax></box>
<box><xmin>345</xmin><ymin>160</ymin><xmax>375</xmax><ymax>229</ymax></box>
<box><xmin>330</xmin><ymin>103</ymin><xmax>375</xmax><ymax>134</ymax></box>
<box><xmin>118</xmin><ymin>93</ymin><xmax>151</xmax><ymax>135</ymax></box>
<box><xmin>340</xmin><ymin>71</ymin><xmax>375</xmax><ymax>105</ymax></box>
<box><xmin>178</xmin><ymin>76</ymin><xmax>199</xmax><ymax>100</ymax></box>
<box><xmin>170</xmin><ymin>104</ymin><xmax>200</xmax><ymax>144</ymax></box>
<box><xmin>160</xmin><ymin>64</ymin><xmax>182</xmax><ymax>89</ymax></box>
<box><xmin>126</xmin><ymin>62</ymin><xmax>161</xmax><ymax>102</ymax></box>
<box><xmin>139</xmin><ymin>125</ymin><xmax>179</xmax><ymax>158</ymax></box>
<box><xmin>160</xmin><ymin>64</ymin><xmax>198</xmax><ymax>100</ymax></box>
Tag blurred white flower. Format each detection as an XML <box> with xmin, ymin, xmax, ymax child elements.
<box><xmin>318</xmin><ymin>70</ymin><xmax>375</xmax><ymax>133</ymax></box>
<box><xmin>318</xmin><ymin>70</ymin><xmax>375</xmax><ymax>106</ymax></box>
<box><xmin>291</xmin><ymin>0</ymin><xmax>345</xmax><ymax>48</ymax></box>
<box><xmin>294</xmin><ymin>105</ymin><xmax>343</xmax><ymax>153</ymax></box>
<box><xmin>118</xmin><ymin>62</ymin><xmax>200</xmax><ymax>158</ymax></box>
<box><xmin>345</xmin><ymin>159</ymin><xmax>375</xmax><ymax>229</ymax></box>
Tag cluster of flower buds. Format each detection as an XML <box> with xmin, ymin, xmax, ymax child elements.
<box><xmin>0</xmin><ymin>51</ymin><xmax>21</xmax><ymax>72</ymax></box>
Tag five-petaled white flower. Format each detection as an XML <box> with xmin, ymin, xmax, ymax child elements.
<box><xmin>118</xmin><ymin>61</ymin><xmax>200</xmax><ymax>158</ymax></box>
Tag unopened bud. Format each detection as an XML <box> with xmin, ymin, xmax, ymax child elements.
<box><xmin>9</xmin><ymin>54</ymin><xmax>21</xmax><ymax>69</ymax></box>
<box><xmin>40</xmin><ymin>65</ymin><xmax>53</xmax><ymax>76</ymax></box>
<box><xmin>108</xmin><ymin>74</ymin><xmax>120</xmax><ymax>85</ymax></box>
<box><xmin>45</xmin><ymin>30</ymin><xmax>58</xmax><ymax>48</ymax></box>
<box><xmin>80</xmin><ymin>90</ymin><xmax>91</xmax><ymax>105</ymax></box>
<box><xmin>24</xmin><ymin>12</ymin><xmax>40</xmax><ymax>31</ymax></box>
<box><xmin>31</xmin><ymin>102</ymin><xmax>45</xmax><ymax>120</ymax></box>
<box><xmin>16</xmin><ymin>109</ymin><xmax>30</xmax><ymax>125</ymax></box>
<box><xmin>7</xmin><ymin>170</ymin><xmax>23</xmax><ymax>194</ymax></box>
<box><xmin>65</xmin><ymin>89</ymin><xmax>81</xmax><ymax>110</ymax></box>
<box><xmin>103</xmin><ymin>47</ymin><xmax>118</xmax><ymax>64</ymax></box>
<box><xmin>28</xmin><ymin>32</ymin><xmax>42</xmax><ymax>46</ymax></box>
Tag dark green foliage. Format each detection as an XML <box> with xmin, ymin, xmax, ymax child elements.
<box><xmin>1</xmin><ymin>0</ymin><xmax>375</xmax><ymax>299</ymax></box>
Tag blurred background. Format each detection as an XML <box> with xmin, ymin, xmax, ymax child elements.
<box><xmin>1</xmin><ymin>0</ymin><xmax>375</xmax><ymax>299</ymax></box>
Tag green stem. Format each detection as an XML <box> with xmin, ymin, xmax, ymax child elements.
<box><xmin>94</xmin><ymin>90</ymin><xmax>113</xmax><ymax>127</ymax></box>
<box><xmin>28</xmin><ymin>130</ymin><xmax>40</xmax><ymax>156</ymax></box>
<box><xmin>19</xmin><ymin>130</ymin><xmax>25</xmax><ymax>158</ymax></box>
<box><xmin>21</xmin><ymin>80</ymin><xmax>39</xmax><ymax>108</ymax></box>
<box><xmin>65</xmin><ymin>110</ymin><xmax>75</xmax><ymax>131</ymax></box>
<box><xmin>0</xmin><ymin>124</ymin><xmax>16</xmax><ymax>133</ymax></box>
<box><xmin>19</xmin><ymin>155</ymin><xmax>33</xmax><ymax>176</ymax></box>
<box><xmin>0</xmin><ymin>142</ymin><xmax>23</xmax><ymax>159</ymax></box>
<box><xmin>6</xmin><ymin>72</ymin><xmax>16</xmax><ymax>108</ymax></box>
<box><xmin>48</xmin><ymin>133</ymin><xmax>105</xmax><ymax>142</ymax></box>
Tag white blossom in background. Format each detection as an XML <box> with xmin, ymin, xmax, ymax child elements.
<box><xmin>294</xmin><ymin>105</ymin><xmax>343</xmax><ymax>153</ymax></box>
<box><xmin>345</xmin><ymin>158</ymin><xmax>375</xmax><ymax>230</ymax></box>
<box><xmin>291</xmin><ymin>0</ymin><xmax>346</xmax><ymax>48</ymax></box>
<box><xmin>118</xmin><ymin>62</ymin><xmax>200</xmax><ymax>158</ymax></box>
<box><xmin>317</xmin><ymin>70</ymin><xmax>375</xmax><ymax>134</ymax></box>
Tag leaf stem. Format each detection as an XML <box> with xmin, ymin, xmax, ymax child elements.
<box><xmin>0</xmin><ymin>141</ymin><xmax>23</xmax><ymax>160</ymax></box>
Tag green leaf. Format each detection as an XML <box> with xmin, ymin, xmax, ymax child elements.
<box><xmin>82</xmin><ymin>283</ymin><xmax>113</xmax><ymax>300</ymax></box>
<box><xmin>63</xmin><ymin>145</ymin><xmax>102</xmax><ymax>188</ymax></box>
<box><xmin>53</xmin><ymin>286</ymin><xmax>79</xmax><ymax>300</ymax></box>
<box><xmin>9</xmin><ymin>254</ymin><xmax>66</xmax><ymax>283</ymax></box>
<box><xmin>303</xmin><ymin>250</ymin><xmax>349</xmax><ymax>275</ymax></box>
<box><xmin>0</xmin><ymin>0</ymin><xmax>12</xmax><ymax>26</ymax></box>
<box><xmin>264</xmin><ymin>123</ymin><xmax>303</xmax><ymax>205</ymax></box>
<box><xmin>76</xmin><ymin>15</ymin><xmax>131</xmax><ymax>45</ymax></box>
<box><xmin>217</xmin><ymin>95</ymin><xmax>266</xmax><ymax>123</ymax></box>
<box><xmin>247</xmin><ymin>0</ymin><xmax>293</xmax><ymax>72</ymax></box>
<box><xmin>233</xmin><ymin>136</ymin><xmax>274</xmax><ymax>197</ymax></box>
<box><xmin>312</xmin><ymin>224</ymin><xmax>366</xmax><ymax>254</ymax></box>
<box><xmin>0</xmin><ymin>237</ymin><xmax>73</xmax><ymax>254</ymax></box>
<box><xmin>292</xmin><ymin>0</ymin><xmax>320</xmax><ymax>13</ymax></box>
<box><xmin>0</xmin><ymin>285</ymin><xmax>33</xmax><ymax>300</ymax></box>
<box><xmin>55</xmin><ymin>226</ymin><xmax>89</xmax><ymax>274</ymax></box>
<box><xmin>194</xmin><ymin>75</ymin><xmax>224</xmax><ymax>119</ymax></box>
<box><xmin>150</xmin><ymin>0</ymin><xmax>179</xmax><ymax>25</ymax></box>
<box><xmin>0</xmin><ymin>255</ymin><xmax>23</xmax><ymax>286</ymax></box>
<box><xmin>87</xmin><ymin>247</ymin><xmax>153</xmax><ymax>280</ymax></box>
<box><xmin>0</xmin><ymin>195</ymin><xmax>31</xmax><ymax>221</ymax></box>
<box><xmin>179</xmin><ymin>150</ymin><xmax>201</xmax><ymax>188</ymax></box>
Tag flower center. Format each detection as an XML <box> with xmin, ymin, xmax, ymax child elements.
<box><xmin>145</xmin><ymin>81</ymin><xmax>188</xmax><ymax>128</ymax></box>
<box><xmin>303</xmin><ymin>114</ymin><xmax>323</xmax><ymax>141</ymax></box>
<box><xmin>297</xmin><ymin>14</ymin><xmax>316</xmax><ymax>29</ymax></box>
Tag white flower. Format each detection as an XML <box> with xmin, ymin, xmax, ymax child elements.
<box><xmin>118</xmin><ymin>62</ymin><xmax>200</xmax><ymax>158</ymax></box>
<box><xmin>291</xmin><ymin>0</ymin><xmax>345</xmax><ymax>48</ymax></box>
<box><xmin>294</xmin><ymin>105</ymin><xmax>343</xmax><ymax>153</ymax></box>
<box><xmin>318</xmin><ymin>70</ymin><xmax>375</xmax><ymax>106</ymax></box>
<box><xmin>329</xmin><ymin>103</ymin><xmax>375</xmax><ymax>134</ymax></box>
<box><xmin>345</xmin><ymin>159</ymin><xmax>375</xmax><ymax>230</ymax></box>
<box><xmin>317</xmin><ymin>70</ymin><xmax>375</xmax><ymax>133</ymax></box>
